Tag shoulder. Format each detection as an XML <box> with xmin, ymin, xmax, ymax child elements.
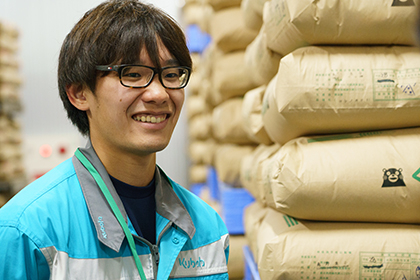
<box><xmin>0</xmin><ymin>158</ymin><xmax>85</xmax><ymax>245</ymax></box>
<box><xmin>0</xmin><ymin>158</ymin><xmax>78</xmax><ymax>217</ymax></box>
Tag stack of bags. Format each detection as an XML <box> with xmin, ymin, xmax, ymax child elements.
<box><xmin>182</xmin><ymin>0</ymin><xmax>265</xmax><ymax>278</ymax></box>
<box><xmin>198</xmin><ymin>0</ymin><xmax>259</xmax><ymax>192</ymax></box>
<box><xmin>239</xmin><ymin>0</ymin><xmax>420</xmax><ymax>279</ymax></box>
<box><xmin>0</xmin><ymin>21</ymin><xmax>25</xmax><ymax>207</ymax></box>
<box><xmin>182</xmin><ymin>0</ymin><xmax>212</xmax><ymax>187</ymax></box>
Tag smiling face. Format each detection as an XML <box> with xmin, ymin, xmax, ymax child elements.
<box><xmin>81</xmin><ymin>40</ymin><xmax>184</xmax><ymax>159</ymax></box>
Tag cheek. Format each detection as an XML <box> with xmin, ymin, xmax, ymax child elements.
<box><xmin>174</xmin><ymin>91</ymin><xmax>185</xmax><ymax>111</ymax></box>
<box><xmin>168</xmin><ymin>91</ymin><xmax>184</xmax><ymax>125</ymax></box>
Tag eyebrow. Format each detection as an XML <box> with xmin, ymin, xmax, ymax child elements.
<box><xmin>136</xmin><ymin>58</ymin><xmax>180</xmax><ymax>67</ymax></box>
<box><xmin>163</xmin><ymin>58</ymin><xmax>180</xmax><ymax>66</ymax></box>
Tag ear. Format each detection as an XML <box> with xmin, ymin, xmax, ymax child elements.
<box><xmin>66</xmin><ymin>84</ymin><xmax>90</xmax><ymax>111</ymax></box>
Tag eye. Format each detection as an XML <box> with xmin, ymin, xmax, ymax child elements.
<box><xmin>121</xmin><ymin>66</ymin><xmax>153</xmax><ymax>80</ymax></box>
<box><xmin>123</xmin><ymin>71</ymin><xmax>142</xmax><ymax>78</ymax></box>
<box><xmin>164</xmin><ymin>70</ymin><xmax>180</xmax><ymax>79</ymax></box>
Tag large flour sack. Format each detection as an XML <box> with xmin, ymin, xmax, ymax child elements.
<box><xmin>213</xmin><ymin>144</ymin><xmax>255</xmax><ymax>186</ymax></box>
<box><xmin>186</xmin><ymin>95</ymin><xmax>211</xmax><ymax>120</ymax></box>
<box><xmin>188</xmin><ymin>139</ymin><xmax>217</xmax><ymax>166</ymax></box>
<box><xmin>240</xmin><ymin>143</ymin><xmax>281</xmax><ymax>203</ymax></box>
<box><xmin>207</xmin><ymin>0</ymin><xmax>241</xmax><ymax>11</ymax></box>
<box><xmin>189</xmin><ymin>164</ymin><xmax>208</xmax><ymax>184</ymax></box>
<box><xmin>257</xmin><ymin>207</ymin><xmax>420</xmax><ymax>280</ymax></box>
<box><xmin>262</xmin><ymin>46</ymin><xmax>420</xmax><ymax>145</ymax></box>
<box><xmin>0</xmin><ymin>82</ymin><xmax>19</xmax><ymax>102</ymax></box>
<box><xmin>0</xmin><ymin>22</ymin><xmax>19</xmax><ymax>53</ymax></box>
<box><xmin>244</xmin><ymin>24</ymin><xmax>281</xmax><ymax>86</ymax></box>
<box><xmin>213</xmin><ymin>51</ymin><xmax>259</xmax><ymax>105</ymax></box>
<box><xmin>264</xmin><ymin>127</ymin><xmax>420</xmax><ymax>224</ymax></box>
<box><xmin>188</xmin><ymin>113</ymin><xmax>213</xmax><ymax>140</ymax></box>
<box><xmin>243</xmin><ymin>202</ymin><xmax>269</xmax><ymax>260</ymax></box>
<box><xmin>241</xmin><ymin>0</ymin><xmax>271</xmax><ymax>31</ymax></box>
<box><xmin>212</xmin><ymin>98</ymin><xmax>257</xmax><ymax>145</ymax></box>
<box><xmin>209</xmin><ymin>7</ymin><xmax>257</xmax><ymax>53</ymax></box>
<box><xmin>241</xmin><ymin>0</ymin><xmax>263</xmax><ymax>31</ymax></box>
<box><xmin>0</xmin><ymin>66</ymin><xmax>21</xmax><ymax>85</ymax></box>
<box><xmin>241</xmin><ymin>85</ymin><xmax>273</xmax><ymax>145</ymax></box>
<box><xmin>182</xmin><ymin>2</ymin><xmax>213</xmax><ymax>32</ymax></box>
<box><xmin>227</xmin><ymin>235</ymin><xmax>247</xmax><ymax>279</ymax></box>
<box><xmin>263</xmin><ymin>0</ymin><xmax>417</xmax><ymax>57</ymax></box>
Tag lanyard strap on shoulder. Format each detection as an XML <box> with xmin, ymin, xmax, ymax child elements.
<box><xmin>75</xmin><ymin>149</ymin><xmax>147</xmax><ymax>280</ymax></box>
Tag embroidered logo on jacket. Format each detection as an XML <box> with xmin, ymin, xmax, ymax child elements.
<box><xmin>97</xmin><ymin>216</ymin><xmax>107</xmax><ymax>239</ymax></box>
<box><xmin>178</xmin><ymin>257</ymin><xmax>205</xmax><ymax>269</ymax></box>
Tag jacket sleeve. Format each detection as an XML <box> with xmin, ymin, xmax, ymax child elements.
<box><xmin>0</xmin><ymin>225</ymin><xmax>50</xmax><ymax>280</ymax></box>
<box><xmin>224</xmin><ymin>236</ymin><xmax>229</xmax><ymax>265</ymax></box>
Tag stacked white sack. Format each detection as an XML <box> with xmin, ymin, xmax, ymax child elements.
<box><xmin>240</xmin><ymin>143</ymin><xmax>280</xmax><ymax>203</ymax></box>
<box><xmin>241</xmin><ymin>85</ymin><xmax>273</xmax><ymax>145</ymax></box>
<box><xmin>0</xmin><ymin>21</ymin><xmax>22</xmax><ymax>111</ymax></box>
<box><xmin>264</xmin><ymin>0</ymin><xmax>417</xmax><ymax>57</ymax></box>
<box><xmin>262</xmin><ymin>45</ymin><xmax>420</xmax><ymax>145</ymax></box>
<box><xmin>205</xmin><ymin>4</ymin><xmax>261</xmax><ymax>185</ymax></box>
<box><xmin>210</xmin><ymin>7</ymin><xmax>257</xmax><ymax>54</ymax></box>
<box><xmin>213</xmin><ymin>144</ymin><xmax>255</xmax><ymax>188</ymax></box>
<box><xmin>182</xmin><ymin>1</ymin><xmax>213</xmax><ymax>34</ymax></box>
<box><xmin>207</xmin><ymin>0</ymin><xmax>242</xmax><ymax>12</ymax></box>
<box><xmin>211</xmin><ymin>51</ymin><xmax>259</xmax><ymax>105</ymax></box>
<box><xmin>211</xmin><ymin>97</ymin><xmax>257</xmax><ymax>186</ymax></box>
<box><xmin>262</xmin><ymin>127</ymin><xmax>420</xmax><ymax>224</ymax></box>
<box><xmin>241</xmin><ymin>0</ymin><xmax>270</xmax><ymax>32</ymax></box>
<box><xmin>0</xmin><ymin>21</ymin><xmax>25</xmax><ymax>206</ymax></box>
<box><xmin>201</xmin><ymin>2</ymin><xmax>261</xmax><ymax>279</ymax></box>
<box><xmin>185</xmin><ymin>53</ymin><xmax>213</xmax><ymax>184</ymax></box>
<box><xmin>0</xmin><ymin>115</ymin><xmax>24</xmax><ymax>182</ymax></box>
<box><xmin>244</xmin><ymin>202</ymin><xmax>420</xmax><ymax>280</ymax></box>
<box><xmin>244</xmin><ymin>24</ymin><xmax>281</xmax><ymax>87</ymax></box>
<box><xmin>239</xmin><ymin>1</ymin><xmax>420</xmax><ymax>279</ymax></box>
<box><xmin>240</xmin><ymin>0</ymin><xmax>280</xmax><ymax>147</ymax></box>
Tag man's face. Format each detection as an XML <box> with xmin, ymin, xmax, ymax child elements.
<box><xmin>84</xmin><ymin>41</ymin><xmax>185</xmax><ymax>157</ymax></box>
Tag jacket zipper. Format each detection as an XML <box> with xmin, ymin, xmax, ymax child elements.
<box><xmin>152</xmin><ymin>244</ymin><xmax>159</xmax><ymax>266</ymax></box>
<box><xmin>136</xmin><ymin>221</ymin><xmax>173</xmax><ymax>279</ymax></box>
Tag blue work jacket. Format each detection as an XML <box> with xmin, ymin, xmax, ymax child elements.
<box><xmin>0</xmin><ymin>142</ymin><xmax>229</xmax><ymax>279</ymax></box>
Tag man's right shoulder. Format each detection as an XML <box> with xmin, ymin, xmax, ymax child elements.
<box><xmin>0</xmin><ymin>157</ymin><xmax>79</xmax><ymax>227</ymax></box>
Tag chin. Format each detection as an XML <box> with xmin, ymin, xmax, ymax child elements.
<box><xmin>129</xmin><ymin>135</ymin><xmax>172</xmax><ymax>155</ymax></box>
<box><xmin>142</xmin><ymin>142</ymin><xmax>170</xmax><ymax>154</ymax></box>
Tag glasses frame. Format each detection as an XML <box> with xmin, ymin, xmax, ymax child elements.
<box><xmin>96</xmin><ymin>64</ymin><xmax>191</xmax><ymax>89</ymax></box>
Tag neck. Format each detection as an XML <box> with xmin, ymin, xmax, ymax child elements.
<box><xmin>90</xmin><ymin>140</ymin><xmax>156</xmax><ymax>187</ymax></box>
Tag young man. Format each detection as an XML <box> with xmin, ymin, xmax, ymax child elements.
<box><xmin>0</xmin><ymin>1</ymin><xmax>229</xmax><ymax>279</ymax></box>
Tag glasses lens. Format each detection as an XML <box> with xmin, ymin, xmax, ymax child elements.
<box><xmin>120</xmin><ymin>66</ymin><xmax>154</xmax><ymax>87</ymax></box>
<box><xmin>161</xmin><ymin>67</ymin><xmax>190</xmax><ymax>89</ymax></box>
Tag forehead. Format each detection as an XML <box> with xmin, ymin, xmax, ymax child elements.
<box><xmin>138</xmin><ymin>39</ymin><xmax>178</xmax><ymax>67</ymax></box>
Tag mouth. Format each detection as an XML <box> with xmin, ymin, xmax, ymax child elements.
<box><xmin>132</xmin><ymin>113</ymin><xmax>168</xmax><ymax>124</ymax></box>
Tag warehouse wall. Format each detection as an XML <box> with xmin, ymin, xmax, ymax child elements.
<box><xmin>0</xmin><ymin>0</ymin><xmax>189</xmax><ymax>187</ymax></box>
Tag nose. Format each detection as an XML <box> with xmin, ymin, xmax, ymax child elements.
<box><xmin>141</xmin><ymin>74</ymin><xmax>169</xmax><ymax>105</ymax></box>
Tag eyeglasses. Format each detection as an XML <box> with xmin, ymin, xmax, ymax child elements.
<box><xmin>96</xmin><ymin>64</ymin><xmax>191</xmax><ymax>89</ymax></box>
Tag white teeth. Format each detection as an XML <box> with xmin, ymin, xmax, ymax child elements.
<box><xmin>134</xmin><ymin>115</ymin><xmax>166</xmax><ymax>123</ymax></box>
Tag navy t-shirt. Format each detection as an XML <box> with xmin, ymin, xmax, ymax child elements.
<box><xmin>110</xmin><ymin>176</ymin><xmax>156</xmax><ymax>245</ymax></box>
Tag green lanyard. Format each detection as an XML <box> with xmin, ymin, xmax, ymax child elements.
<box><xmin>75</xmin><ymin>149</ymin><xmax>147</xmax><ymax>280</ymax></box>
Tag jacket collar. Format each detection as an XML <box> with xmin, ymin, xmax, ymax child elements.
<box><xmin>73</xmin><ymin>139</ymin><xmax>195</xmax><ymax>252</ymax></box>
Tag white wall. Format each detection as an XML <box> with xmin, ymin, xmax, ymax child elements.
<box><xmin>0</xmin><ymin>0</ymin><xmax>189</xmax><ymax>187</ymax></box>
